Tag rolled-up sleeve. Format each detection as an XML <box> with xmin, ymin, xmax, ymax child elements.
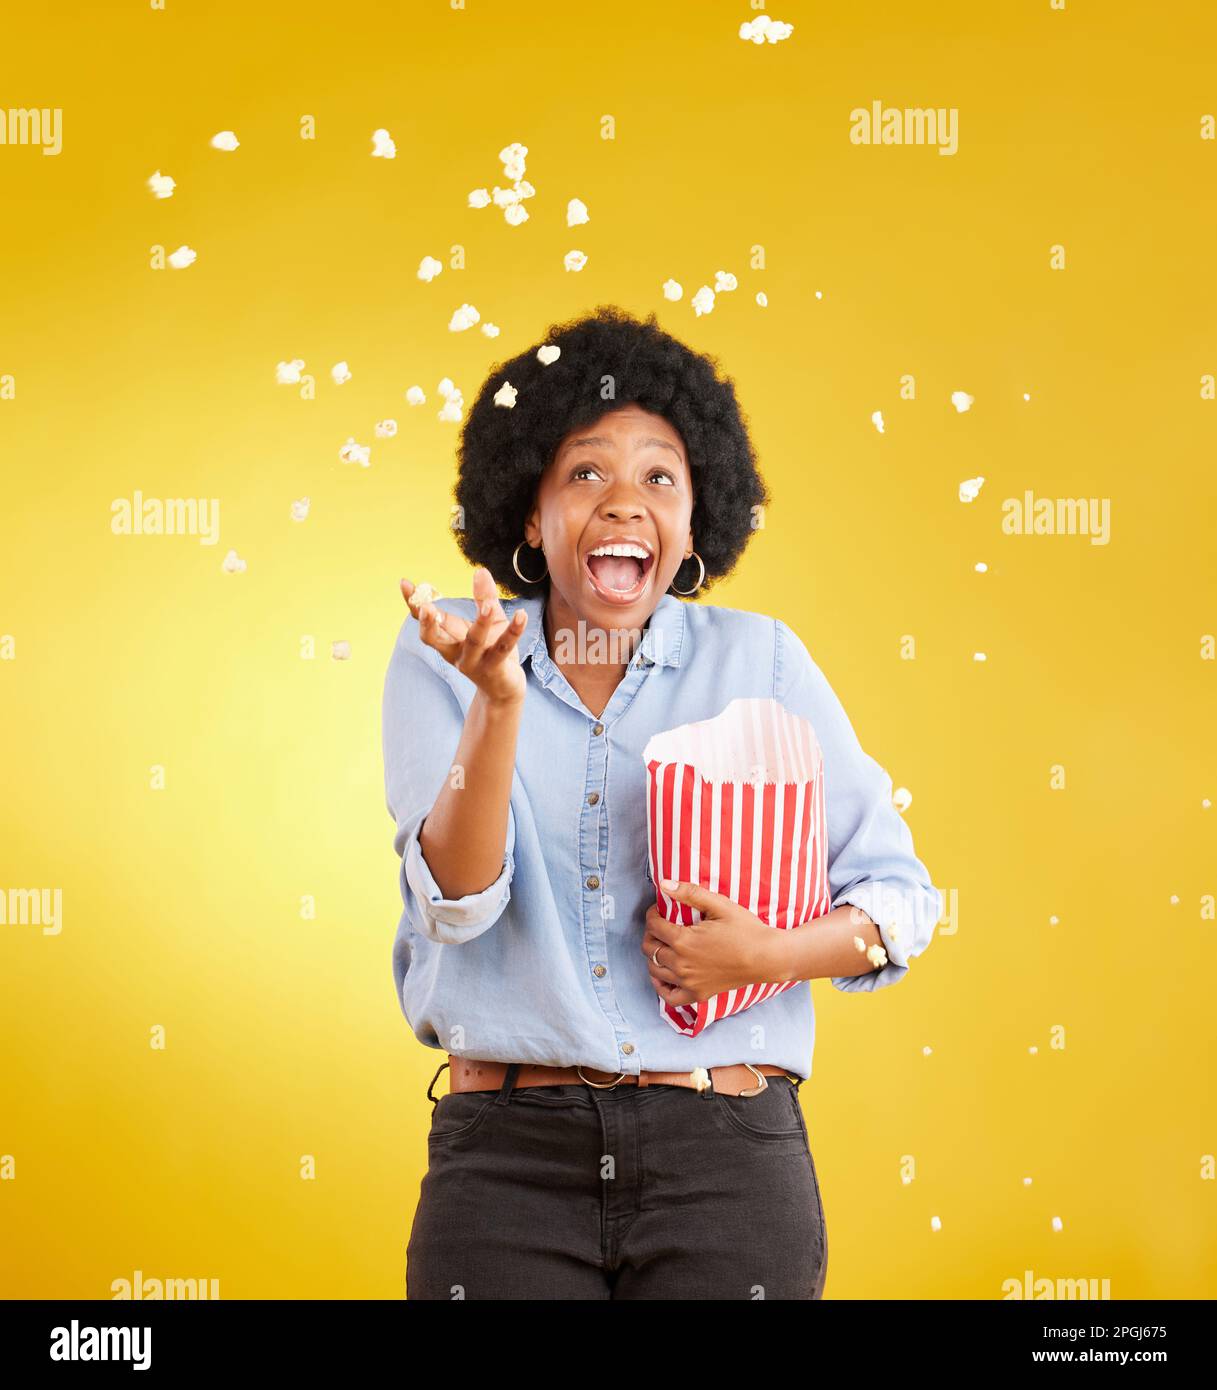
<box><xmin>382</xmin><ymin>614</ymin><xmax>516</xmax><ymax>945</ymax></box>
<box><xmin>775</xmin><ymin>618</ymin><xmax>942</xmax><ymax>993</ymax></box>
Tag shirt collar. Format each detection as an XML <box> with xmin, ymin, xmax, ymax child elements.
<box><xmin>513</xmin><ymin>590</ymin><xmax>686</xmax><ymax>670</ymax></box>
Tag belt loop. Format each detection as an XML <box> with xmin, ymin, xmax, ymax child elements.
<box><xmin>426</xmin><ymin>1060</ymin><xmax>449</xmax><ymax>1106</ymax></box>
<box><xmin>495</xmin><ymin>1063</ymin><xmax>522</xmax><ymax>1104</ymax></box>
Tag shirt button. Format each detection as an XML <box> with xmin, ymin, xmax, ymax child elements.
<box><xmin>587</xmin><ymin>791</ymin><xmax>599</xmax><ymax>805</ymax></box>
<box><xmin>592</xmin><ymin>964</ymin><xmax>607</xmax><ymax>978</ymax></box>
<box><xmin>586</xmin><ymin>875</ymin><xmax>600</xmax><ymax>890</ymax></box>
<box><xmin>592</xmin><ymin>722</ymin><xmax>604</xmax><ymax>736</ymax></box>
<box><xmin>620</xmin><ymin>1043</ymin><xmax>635</xmax><ymax>1056</ymax></box>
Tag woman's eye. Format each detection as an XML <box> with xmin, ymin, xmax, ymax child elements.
<box><xmin>648</xmin><ymin>471</ymin><xmax>675</xmax><ymax>485</ymax></box>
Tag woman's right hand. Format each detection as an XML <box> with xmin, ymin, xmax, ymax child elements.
<box><xmin>400</xmin><ymin>565</ymin><xmax>528</xmax><ymax>707</ymax></box>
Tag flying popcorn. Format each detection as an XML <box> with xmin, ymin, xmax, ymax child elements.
<box><xmin>691</xmin><ymin>285</ymin><xmax>715</xmax><ymax>316</ymax></box>
<box><xmin>210</xmin><ymin>131</ymin><xmax>239</xmax><ymax>151</ymax></box>
<box><xmin>448</xmin><ymin>303</ymin><xmax>480</xmax><ymax>332</ymax></box>
<box><xmin>922</xmin><ymin>1046</ymin><xmax>933</xmax><ymax>1056</ymax></box>
<box><xmin>663</xmin><ymin>279</ymin><xmax>683</xmax><ymax>301</ymax></box>
<box><xmin>275</xmin><ymin>359</ymin><xmax>305</xmax><ymax>385</ymax></box>
<box><xmin>1170</xmin><ymin>895</ymin><xmax>1180</xmax><ymax>904</ymax></box>
<box><xmin>974</xmin><ymin>561</ymin><xmax>988</xmax><ymax>572</ymax></box>
<box><xmin>564</xmin><ymin>250</ymin><xmax>588</xmax><ymax>272</ymax></box>
<box><xmin>714</xmin><ymin>270</ymin><xmax>738</xmax><ymax>293</ymax></box>
<box><xmin>493</xmin><ymin>381</ymin><xmax>518</xmax><ymax>409</ymax></box>
<box><xmin>221</xmin><ymin>549</ymin><xmax>246</xmax><ymax>573</ymax></box>
<box><xmin>147</xmin><ymin>170</ymin><xmax>175</xmax><ymax>199</ymax></box>
<box><xmin>959</xmin><ymin>475</ymin><xmax>985</xmax><ymax>502</ymax></box>
<box><xmin>740</xmin><ymin>16</ymin><xmax>794</xmax><ymax>43</ymax></box>
<box><xmin>689</xmin><ymin>1067</ymin><xmax>712</xmax><ymax>1094</ymax></box>
<box><xmin>866</xmin><ymin>943</ymin><xmax>888</xmax><ymax>968</ymax></box>
<box><xmin>375</xmin><ymin>419</ymin><xmax>398</xmax><ymax>438</ymax></box>
<box><xmin>567</xmin><ymin>197</ymin><xmax>589</xmax><ymax>226</ymax></box>
<box><xmin>814</xmin><ymin>289</ymin><xmax>823</xmax><ymax>299</ymax></box>
<box><xmin>405</xmin><ymin>385</ymin><xmax>426</xmax><ymax>405</ymax></box>
<box><xmin>930</xmin><ymin>1215</ymin><xmax>942</xmax><ymax>1232</ymax></box>
<box><xmin>437</xmin><ymin>377</ymin><xmax>457</xmax><ymax>398</ymax></box>
<box><xmin>417</xmin><ymin>256</ymin><xmax>443</xmax><ymax>283</ymax></box>
<box><xmin>892</xmin><ymin>787</ymin><xmax>912</xmax><ymax>813</ymax></box>
<box><xmin>438</xmin><ymin>396</ymin><xmax>464</xmax><ymax>423</ymax></box>
<box><xmin>500</xmin><ymin>141</ymin><xmax>528</xmax><ymax>181</ymax></box>
<box><xmin>1051</xmin><ymin>1216</ymin><xmax>1063</xmax><ymax>1233</ymax></box>
<box><xmin>504</xmin><ymin>202</ymin><xmax>529</xmax><ymax>227</ymax></box>
<box><xmin>493</xmin><ymin>185</ymin><xmax>522</xmax><ymax>208</ymax></box>
<box><xmin>481</xmin><ymin>323</ymin><xmax>501</xmax><ymax>337</ymax></box>
<box><xmin>331</xmin><ymin>361</ymin><xmax>351</xmax><ymax>385</ymax></box>
<box><xmin>756</xmin><ymin>292</ymin><xmax>768</xmax><ymax>307</ymax></box>
<box><xmin>1204</xmin><ymin>799</ymin><xmax>1212</xmax><ymax>809</ymax></box>
<box><xmin>1023</xmin><ymin>392</ymin><xmax>1031</xmax><ymax>402</ymax></box>
<box><xmin>370</xmin><ymin>128</ymin><xmax>396</xmax><ymax>159</ymax></box>
<box><xmin>1049</xmin><ymin>915</ymin><xmax>1059</xmax><ymax>925</ymax></box>
<box><xmin>951</xmin><ymin>390</ymin><xmax>974</xmax><ymax>413</ymax></box>
<box><xmin>973</xmin><ymin>652</ymin><xmax>987</xmax><ymax>662</ymax></box>
<box><xmin>338</xmin><ymin>437</ymin><xmax>370</xmax><ymax>467</ymax></box>
<box><xmin>290</xmin><ymin>497</ymin><xmax>310</xmax><ymax>522</ymax></box>
<box><xmin>407</xmin><ymin>581</ymin><xmax>441</xmax><ymax>614</ymax></box>
<box><xmin>871</xmin><ymin>410</ymin><xmax>885</xmax><ymax>434</ymax></box>
<box><xmin>536</xmin><ymin>344</ymin><xmax>560</xmax><ymax>365</ymax></box>
<box><xmin>1023</xmin><ymin>1177</ymin><xmax>1033</xmax><ymax>1186</ymax></box>
<box><xmin>167</xmin><ymin>246</ymin><xmax>196</xmax><ymax>269</ymax></box>
<box><xmin>467</xmin><ymin>188</ymin><xmax>491</xmax><ymax>208</ymax></box>
<box><xmin>853</xmin><ymin>936</ymin><xmax>867</xmax><ymax>954</ymax></box>
<box><xmin>331</xmin><ymin>641</ymin><xmax>351</xmax><ymax>660</ymax></box>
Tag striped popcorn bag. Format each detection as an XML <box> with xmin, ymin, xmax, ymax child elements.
<box><xmin>643</xmin><ymin>697</ymin><xmax>831</xmax><ymax>1037</ymax></box>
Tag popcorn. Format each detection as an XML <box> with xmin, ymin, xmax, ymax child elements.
<box><xmin>338</xmin><ymin>437</ymin><xmax>370</xmax><ymax>467</ymax></box>
<box><xmin>210</xmin><ymin>130</ymin><xmax>239</xmax><ymax>151</ymax></box>
<box><xmin>407</xmin><ymin>581</ymin><xmax>441</xmax><ymax>614</ymax></box>
<box><xmin>221</xmin><ymin>549</ymin><xmax>246</xmax><ymax>573</ymax></box>
<box><xmin>1023</xmin><ymin>1177</ymin><xmax>1033</xmax><ymax>1186</ymax></box>
<box><xmin>468</xmin><ymin>188</ymin><xmax>491</xmax><ymax>208</ymax></box>
<box><xmin>567</xmin><ymin>197</ymin><xmax>589</xmax><ymax>226</ymax></box>
<box><xmin>892</xmin><ymin>786</ymin><xmax>912</xmax><ymax>813</ymax></box>
<box><xmin>331</xmin><ymin>361</ymin><xmax>352</xmax><ymax>385</ymax></box>
<box><xmin>871</xmin><ymin>410</ymin><xmax>885</xmax><ymax>434</ymax></box>
<box><xmin>504</xmin><ymin>202</ymin><xmax>529</xmax><ymax>227</ymax></box>
<box><xmin>275</xmin><ymin>359</ymin><xmax>305</xmax><ymax>384</ymax></box>
<box><xmin>499</xmin><ymin>141</ymin><xmax>528</xmax><ymax>181</ymax></box>
<box><xmin>437</xmin><ymin>378</ymin><xmax>457</xmax><ymax>398</ymax></box>
<box><xmin>167</xmin><ymin>246</ymin><xmax>196</xmax><ymax>269</ymax></box>
<box><xmin>689</xmin><ymin>1066</ymin><xmax>712</xmax><ymax>1094</ymax></box>
<box><xmin>959</xmin><ymin>475</ymin><xmax>985</xmax><ymax>502</ymax></box>
<box><xmin>147</xmin><ymin>170</ymin><xmax>175</xmax><ymax>199</ymax></box>
<box><xmin>951</xmin><ymin>390</ymin><xmax>974</xmax><ymax>413</ymax></box>
<box><xmin>756</xmin><ymin>291</ymin><xmax>768</xmax><ymax>307</ymax></box>
<box><xmin>930</xmin><ymin>1215</ymin><xmax>942</xmax><ymax>1232</ymax></box>
<box><xmin>922</xmin><ymin>1046</ymin><xmax>933</xmax><ymax>1056</ymax></box>
<box><xmin>1049</xmin><ymin>915</ymin><xmax>1059</xmax><ymax>925</ymax></box>
<box><xmin>1204</xmin><ymin>799</ymin><xmax>1212</xmax><ymax>809</ymax></box>
<box><xmin>481</xmin><ymin>323</ymin><xmax>501</xmax><ymax>338</ymax></box>
<box><xmin>375</xmin><ymin>419</ymin><xmax>398</xmax><ymax>437</ymax></box>
<box><xmin>974</xmin><ymin>561</ymin><xmax>988</xmax><ymax>572</ymax></box>
<box><xmin>1029</xmin><ymin>1045</ymin><xmax>1038</xmax><ymax>1054</ymax></box>
<box><xmin>405</xmin><ymin>385</ymin><xmax>426</xmax><ymax>405</ymax></box>
<box><xmin>1170</xmin><ymin>895</ymin><xmax>1179</xmax><ymax>904</ymax></box>
<box><xmin>493</xmin><ymin>381</ymin><xmax>518</xmax><ymax>408</ymax></box>
<box><xmin>973</xmin><ymin>652</ymin><xmax>987</xmax><ymax>662</ymax></box>
<box><xmin>691</xmin><ymin>285</ymin><xmax>715</xmax><ymax>316</ymax></box>
<box><xmin>515</xmin><ymin>179</ymin><xmax>536</xmax><ymax>199</ymax></box>
<box><xmin>1023</xmin><ymin>392</ymin><xmax>1031</xmax><ymax>402</ymax></box>
<box><xmin>331</xmin><ymin>640</ymin><xmax>352</xmax><ymax>660</ymax></box>
<box><xmin>1051</xmin><ymin>1216</ymin><xmax>1063</xmax><ymax>1233</ymax></box>
<box><xmin>438</xmin><ymin>386</ymin><xmax>465</xmax><ymax>423</ymax></box>
<box><xmin>564</xmin><ymin>249</ymin><xmax>588</xmax><ymax>272</ymax></box>
<box><xmin>714</xmin><ymin>270</ymin><xmax>738</xmax><ymax>293</ymax></box>
<box><xmin>662</xmin><ymin>279</ymin><xmax>683</xmax><ymax>301</ymax></box>
<box><xmin>853</xmin><ymin>935</ymin><xmax>867</xmax><ymax>953</ymax></box>
<box><xmin>417</xmin><ymin>256</ymin><xmax>443</xmax><ymax>283</ymax></box>
<box><xmin>448</xmin><ymin>303</ymin><xmax>480</xmax><ymax>332</ymax></box>
<box><xmin>492</xmin><ymin>185</ymin><xmax>522</xmax><ymax>207</ymax></box>
<box><xmin>866</xmin><ymin>943</ymin><xmax>888</xmax><ymax>968</ymax></box>
<box><xmin>290</xmin><ymin>497</ymin><xmax>310</xmax><ymax>522</ymax></box>
<box><xmin>814</xmin><ymin>289</ymin><xmax>823</xmax><ymax>300</ymax></box>
<box><xmin>370</xmin><ymin>128</ymin><xmax>396</xmax><ymax>159</ymax></box>
<box><xmin>740</xmin><ymin>16</ymin><xmax>794</xmax><ymax>43</ymax></box>
<box><xmin>536</xmin><ymin>344</ymin><xmax>560</xmax><ymax>365</ymax></box>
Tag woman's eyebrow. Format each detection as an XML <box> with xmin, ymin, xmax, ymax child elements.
<box><xmin>560</xmin><ymin>435</ymin><xmax>683</xmax><ymax>459</ymax></box>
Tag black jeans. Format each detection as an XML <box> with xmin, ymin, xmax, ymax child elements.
<box><xmin>406</xmin><ymin>1062</ymin><xmax>828</xmax><ymax>1300</ymax></box>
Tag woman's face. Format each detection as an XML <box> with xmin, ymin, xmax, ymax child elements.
<box><xmin>524</xmin><ymin>404</ymin><xmax>695</xmax><ymax>631</ymax></box>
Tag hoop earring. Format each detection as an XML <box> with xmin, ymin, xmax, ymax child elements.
<box><xmin>512</xmin><ymin>539</ymin><xmax>548</xmax><ymax>584</ymax></box>
<box><xmin>669</xmin><ymin>550</ymin><xmax>705</xmax><ymax>596</ymax></box>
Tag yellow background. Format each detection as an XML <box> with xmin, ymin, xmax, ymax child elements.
<box><xmin>1</xmin><ymin>0</ymin><xmax>1214</xmax><ymax>1299</ymax></box>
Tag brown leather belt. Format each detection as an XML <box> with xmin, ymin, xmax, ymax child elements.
<box><xmin>444</xmin><ymin>1055</ymin><xmax>797</xmax><ymax>1098</ymax></box>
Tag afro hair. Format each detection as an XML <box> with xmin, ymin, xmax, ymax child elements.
<box><xmin>452</xmin><ymin>303</ymin><xmax>770</xmax><ymax>599</ymax></box>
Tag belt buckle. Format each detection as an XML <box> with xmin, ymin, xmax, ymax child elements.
<box><xmin>575</xmin><ymin>1064</ymin><xmax>627</xmax><ymax>1089</ymax></box>
<box><xmin>735</xmin><ymin>1063</ymin><xmax>769</xmax><ymax>1098</ymax></box>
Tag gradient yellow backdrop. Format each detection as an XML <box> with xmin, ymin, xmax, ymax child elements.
<box><xmin>2</xmin><ymin>0</ymin><xmax>1214</xmax><ymax>1299</ymax></box>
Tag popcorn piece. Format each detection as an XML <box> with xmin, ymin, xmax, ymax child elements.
<box><xmin>951</xmin><ymin>390</ymin><xmax>974</xmax><ymax>413</ymax></box>
<box><xmin>331</xmin><ymin>361</ymin><xmax>352</xmax><ymax>385</ymax></box>
<box><xmin>438</xmin><ymin>386</ymin><xmax>464</xmax><ymax>422</ymax></box>
<box><xmin>740</xmin><ymin>16</ymin><xmax>794</xmax><ymax>43</ymax></box>
<box><xmin>975</xmin><ymin>561</ymin><xmax>988</xmax><ymax>573</ymax></box>
<box><xmin>959</xmin><ymin>475</ymin><xmax>985</xmax><ymax>502</ymax></box>
<box><xmin>536</xmin><ymin>344</ymin><xmax>560</xmax><ymax>365</ymax></box>
<box><xmin>417</xmin><ymin>256</ymin><xmax>444</xmax><ymax>283</ymax></box>
<box><xmin>468</xmin><ymin>188</ymin><xmax>491</xmax><ymax>208</ymax></box>
<box><xmin>973</xmin><ymin>652</ymin><xmax>987</xmax><ymax>662</ymax></box>
<box><xmin>892</xmin><ymin>786</ymin><xmax>912</xmax><ymax>813</ymax></box>
<box><xmin>275</xmin><ymin>359</ymin><xmax>305</xmax><ymax>385</ymax></box>
<box><xmin>1023</xmin><ymin>392</ymin><xmax>1031</xmax><ymax>402</ymax></box>
<box><xmin>1202</xmin><ymin>798</ymin><xmax>1212</xmax><ymax>809</ymax></box>
<box><xmin>922</xmin><ymin>1046</ymin><xmax>933</xmax><ymax>1056</ymax></box>
<box><xmin>407</xmin><ymin>581</ymin><xmax>441</xmax><ymax>614</ymax></box>
<box><xmin>662</xmin><ymin>279</ymin><xmax>683</xmax><ymax>301</ymax></box>
<box><xmin>853</xmin><ymin>935</ymin><xmax>867</xmax><ymax>953</ymax></box>
<box><xmin>338</xmin><ymin>437</ymin><xmax>370</xmax><ymax>467</ymax></box>
<box><xmin>871</xmin><ymin>410</ymin><xmax>885</xmax><ymax>434</ymax></box>
<box><xmin>756</xmin><ymin>291</ymin><xmax>768</xmax><ymax>307</ymax></box>
<box><xmin>567</xmin><ymin>197</ymin><xmax>589</xmax><ymax>226</ymax></box>
<box><xmin>370</xmin><ymin>128</ymin><xmax>396</xmax><ymax>159</ymax></box>
<box><xmin>290</xmin><ymin>497</ymin><xmax>310</xmax><ymax>522</ymax></box>
<box><xmin>504</xmin><ymin>202</ymin><xmax>529</xmax><ymax>227</ymax></box>
<box><xmin>437</xmin><ymin>377</ymin><xmax>457</xmax><ymax>398</ymax></box>
<box><xmin>221</xmin><ymin>549</ymin><xmax>246</xmax><ymax>573</ymax></box>
<box><xmin>331</xmin><ymin>640</ymin><xmax>352</xmax><ymax>660</ymax></box>
<box><xmin>449</xmin><ymin>303</ymin><xmax>480</xmax><ymax>332</ymax></box>
<box><xmin>866</xmin><ymin>943</ymin><xmax>888</xmax><ymax>968</ymax></box>
<box><xmin>147</xmin><ymin>170</ymin><xmax>175</xmax><ymax>199</ymax></box>
<box><xmin>930</xmin><ymin>1215</ymin><xmax>942</xmax><ymax>1232</ymax></box>
<box><xmin>1023</xmin><ymin>1176</ymin><xmax>1033</xmax><ymax>1186</ymax></box>
<box><xmin>1170</xmin><ymin>895</ymin><xmax>1180</xmax><ymax>905</ymax></box>
<box><xmin>689</xmin><ymin>1066</ymin><xmax>712</xmax><ymax>1094</ymax></box>
<box><xmin>167</xmin><ymin>246</ymin><xmax>196</xmax><ymax>269</ymax></box>
<box><xmin>691</xmin><ymin>285</ymin><xmax>715</xmax><ymax>316</ymax></box>
<box><xmin>814</xmin><ymin>289</ymin><xmax>823</xmax><ymax>300</ymax></box>
<box><xmin>1051</xmin><ymin>1216</ymin><xmax>1063</xmax><ymax>1233</ymax></box>
<box><xmin>375</xmin><ymin>419</ymin><xmax>398</xmax><ymax>438</ymax></box>
<box><xmin>405</xmin><ymin>385</ymin><xmax>426</xmax><ymax>406</ymax></box>
<box><xmin>564</xmin><ymin>249</ymin><xmax>588</xmax><ymax>272</ymax></box>
<box><xmin>493</xmin><ymin>381</ymin><xmax>518</xmax><ymax>408</ymax></box>
<box><xmin>499</xmin><ymin>142</ymin><xmax>528</xmax><ymax>181</ymax></box>
<box><xmin>481</xmin><ymin>323</ymin><xmax>501</xmax><ymax>338</ymax></box>
<box><xmin>210</xmin><ymin>130</ymin><xmax>239</xmax><ymax>151</ymax></box>
<box><xmin>714</xmin><ymin>270</ymin><xmax>738</xmax><ymax>293</ymax></box>
<box><xmin>1049</xmin><ymin>914</ymin><xmax>1059</xmax><ymax>925</ymax></box>
<box><xmin>1029</xmin><ymin>1045</ymin><xmax>1038</xmax><ymax>1054</ymax></box>
<box><xmin>492</xmin><ymin>185</ymin><xmax>522</xmax><ymax>208</ymax></box>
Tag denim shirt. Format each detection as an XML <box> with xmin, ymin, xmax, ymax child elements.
<box><xmin>382</xmin><ymin>591</ymin><xmax>943</xmax><ymax>1080</ymax></box>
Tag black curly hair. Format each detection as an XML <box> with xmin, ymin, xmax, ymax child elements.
<box><xmin>452</xmin><ymin>303</ymin><xmax>770</xmax><ymax>599</ymax></box>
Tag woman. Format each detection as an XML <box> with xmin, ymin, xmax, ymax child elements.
<box><xmin>383</xmin><ymin>304</ymin><xmax>942</xmax><ymax>1300</ymax></box>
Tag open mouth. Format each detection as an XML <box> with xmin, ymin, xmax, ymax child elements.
<box><xmin>583</xmin><ymin>547</ymin><xmax>656</xmax><ymax>604</ymax></box>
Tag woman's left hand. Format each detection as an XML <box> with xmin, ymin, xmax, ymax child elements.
<box><xmin>642</xmin><ymin>881</ymin><xmax>788</xmax><ymax>1007</ymax></box>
